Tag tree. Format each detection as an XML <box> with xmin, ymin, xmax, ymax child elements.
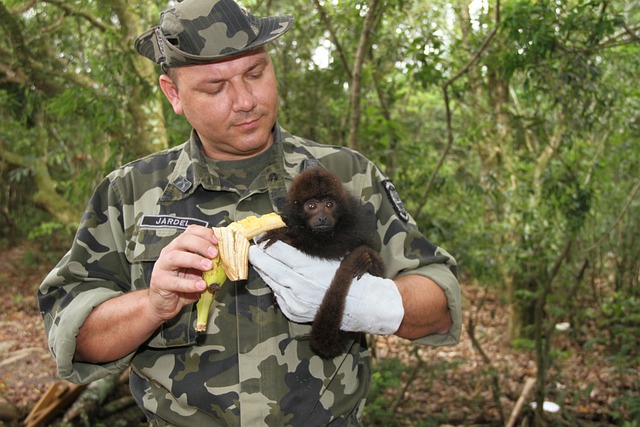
<box><xmin>0</xmin><ymin>0</ymin><xmax>168</xmax><ymax>229</ymax></box>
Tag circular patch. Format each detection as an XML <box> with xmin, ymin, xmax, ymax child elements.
<box><xmin>382</xmin><ymin>180</ymin><xmax>409</xmax><ymax>222</ymax></box>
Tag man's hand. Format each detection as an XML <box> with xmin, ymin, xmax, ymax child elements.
<box><xmin>76</xmin><ymin>225</ymin><xmax>218</xmax><ymax>363</ymax></box>
<box><xmin>148</xmin><ymin>224</ymin><xmax>219</xmax><ymax>321</ymax></box>
<box><xmin>249</xmin><ymin>240</ymin><xmax>404</xmax><ymax>335</ymax></box>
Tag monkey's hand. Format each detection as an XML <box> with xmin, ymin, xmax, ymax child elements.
<box><xmin>249</xmin><ymin>240</ymin><xmax>405</xmax><ymax>335</ymax></box>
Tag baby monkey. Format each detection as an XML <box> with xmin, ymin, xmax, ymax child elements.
<box><xmin>259</xmin><ymin>167</ymin><xmax>385</xmax><ymax>358</ymax></box>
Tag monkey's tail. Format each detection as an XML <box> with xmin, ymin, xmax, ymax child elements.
<box><xmin>309</xmin><ymin>255</ymin><xmax>362</xmax><ymax>358</ymax></box>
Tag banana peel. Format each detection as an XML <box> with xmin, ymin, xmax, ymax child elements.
<box><xmin>196</xmin><ymin>253</ymin><xmax>227</xmax><ymax>332</ymax></box>
<box><xmin>196</xmin><ymin>212</ymin><xmax>286</xmax><ymax>332</ymax></box>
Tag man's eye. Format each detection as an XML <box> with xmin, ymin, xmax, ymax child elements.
<box><xmin>210</xmin><ymin>86</ymin><xmax>224</xmax><ymax>95</ymax></box>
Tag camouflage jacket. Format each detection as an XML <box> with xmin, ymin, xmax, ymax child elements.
<box><xmin>39</xmin><ymin>125</ymin><xmax>461</xmax><ymax>427</ymax></box>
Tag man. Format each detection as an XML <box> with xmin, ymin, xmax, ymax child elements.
<box><xmin>38</xmin><ymin>0</ymin><xmax>462</xmax><ymax>425</ymax></box>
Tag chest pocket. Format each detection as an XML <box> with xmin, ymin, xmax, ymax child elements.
<box><xmin>125</xmin><ymin>225</ymin><xmax>198</xmax><ymax>349</ymax></box>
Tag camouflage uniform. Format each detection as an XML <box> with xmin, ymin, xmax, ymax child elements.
<box><xmin>39</xmin><ymin>124</ymin><xmax>461</xmax><ymax>426</ymax></box>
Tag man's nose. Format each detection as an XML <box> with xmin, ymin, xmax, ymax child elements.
<box><xmin>233</xmin><ymin>80</ymin><xmax>257</xmax><ymax>112</ymax></box>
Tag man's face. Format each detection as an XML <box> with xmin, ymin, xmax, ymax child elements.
<box><xmin>159</xmin><ymin>49</ymin><xmax>279</xmax><ymax>160</ymax></box>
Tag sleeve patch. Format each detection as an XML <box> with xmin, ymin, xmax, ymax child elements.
<box><xmin>382</xmin><ymin>180</ymin><xmax>409</xmax><ymax>222</ymax></box>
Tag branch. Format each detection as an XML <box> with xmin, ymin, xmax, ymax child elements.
<box><xmin>0</xmin><ymin>139</ymin><xmax>27</xmax><ymax>168</ymax></box>
<box><xmin>347</xmin><ymin>0</ymin><xmax>384</xmax><ymax>149</ymax></box>
<box><xmin>599</xmin><ymin>2</ymin><xmax>640</xmax><ymax>47</ymax></box>
<box><xmin>370</xmin><ymin>49</ymin><xmax>399</xmax><ymax>175</ymax></box>
<box><xmin>468</xmin><ymin>315</ymin><xmax>506</xmax><ymax>424</ymax></box>
<box><xmin>444</xmin><ymin>25</ymin><xmax>499</xmax><ymax>90</ymax></box>
<box><xmin>1</xmin><ymin>139</ymin><xmax>80</xmax><ymax>225</ymax></box>
<box><xmin>538</xmin><ymin>235</ymin><xmax>574</xmax><ymax>341</ymax></box>
<box><xmin>312</xmin><ymin>0</ymin><xmax>352</xmax><ymax>78</ymax></box>
<box><xmin>41</xmin><ymin>0</ymin><xmax>117</xmax><ymax>33</ymax></box>
<box><xmin>586</xmin><ymin>179</ymin><xmax>640</xmax><ymax>252</ymax></box>
<box><xmin>413</xmin><ymin>0</ymin><xmax>501</xmax><ymax>217</ymax></box>
<box><xmin>388</xmin><ymin>346</ymin><xmax>424</xmax><ymax>420</ymax></box>
<box><xmin>0</xmin><ymin>0</ymin><xmax>31</xmax><ymax>66</ymax></box>
<box><xmin>463</xmin><ymin>286</ymin><xmax>506</xmax><ymax>423</ymax></box>
<box><xmin>505</xmin><ymin>377</ymin><xmax>536</xmax><ymax>427</ymax></box>
<box><xmin>40</xmin><ymin>11</ymin><xmax>67</xmax><ymax>34</ymax></box>
<box><xmin>548</xmin><ymin>236</ymin><xmax>573</xmax><ymax>283</ymax></box>
<box><xmin>0</xmin><ymin>2</ymin><xmax>98</xmax><ymax>94</ymax></box>
<box><xmin>9</xmin><ymin>0</ymin><xmax>37</xmax><ymax>14</ymax></box>
<box><xmin>619</xmin><ymin>22</ymin><xmax>640</xmax><ymax>43</ymax></box>
<box><xmin>533</xmin><ymin>235</ymin><xmax>573</xmax><ymax>419</ymax></box>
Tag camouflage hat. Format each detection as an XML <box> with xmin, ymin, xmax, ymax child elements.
<box><xmin>135</xmin><ymin>0</ymin><xmax>294</xmax><ymax>70</ymax></box>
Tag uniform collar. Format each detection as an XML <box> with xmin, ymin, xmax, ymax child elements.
<box><xmin>160</xmin><ymin>124</ymin><xmax>306</xmax><ymax>204</ymax></box>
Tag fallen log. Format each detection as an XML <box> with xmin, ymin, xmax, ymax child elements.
<box><xmin>62</xmin><ymin>373</ymin><xmax>120</xmax><ymax>425</ymax></box>
<box><xmin>22</xmin><ymin>382</ymin><xmax>87</xmax><ymax>427</ymax></box>
<box><xmin>99</xmin><ymin>395</ymin><xmax>137</xmax><ymax>418</ymax></box>
<box><xmin>0</xmin><ymin>397</ymin><xmax>19</xmax><ymax>423</ymax></box>
<box><xmin>100</xmin><ymin>402</ymin><xmax>147</xmax><ymax>427</ymax></box>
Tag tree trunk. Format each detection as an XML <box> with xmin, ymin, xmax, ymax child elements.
<box><xmin>347</xmin><ymin>0</ymin><xmax>383</xmax><ymax>150</ymax></box>
<box><xmin>110</xmin><ymin>0</ymin><xmax>169</xmax><ymax>158</ymax></box>
<box><xmin>1</xmin><ymin>140</ymin><xmax>81</xmax><ymax>226</ymax></box>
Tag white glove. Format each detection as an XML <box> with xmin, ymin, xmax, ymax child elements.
<box><xmin>249</xmin><ymin>240</ymin><xmax>405</xmax><ymax>335</ymax></box>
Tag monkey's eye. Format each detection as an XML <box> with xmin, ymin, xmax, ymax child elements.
<box><xmin>325</xmin><ymin>201</ymin><xmax>334</xmax><ymax>208</ymax></box>
<box><xmin>306</xmin><ymin>202</ymin><xmax>317</xmax><ymax>210</ymax></box>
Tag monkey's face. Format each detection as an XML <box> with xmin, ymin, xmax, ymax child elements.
<box><xmin>303</xmin><ymin>197</ymin><xmax>337</xmax><ymax>233</ymax></box>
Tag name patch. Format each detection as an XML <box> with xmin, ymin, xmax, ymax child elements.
<box><xmin>140</xmin><ymin>215</ymin><xmax>209</xmax><ymax>229</ymax></box>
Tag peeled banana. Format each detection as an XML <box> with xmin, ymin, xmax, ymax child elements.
<box><xmin>212</xmin><ymin>212</ymin><xmax>286</xmax><ymax>281</ymax></box>
<box><xmin>196</xmin><ymin>212</ymin><xmax>286</xmax><ymax>332</ymax></box>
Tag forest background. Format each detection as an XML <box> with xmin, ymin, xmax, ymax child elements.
<box><xmin>0</xmin><ymin>0</ymin><xmax>638</xmax><ymax>425</ymax></box>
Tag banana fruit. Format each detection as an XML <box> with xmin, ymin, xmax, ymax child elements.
<box><xmin>195</xmin><ymin>212</ymin><xmax>286</xmax><ymax>332</ymax></box>
<box><xmin>212</xmin><ymin>212</ymin><xmax>286</xmax><ymax>281</ymax></box>
<box><xmin>196</xmin><ymin>253</ymin><xmax>227</xmax><ymax>332</ymax></box>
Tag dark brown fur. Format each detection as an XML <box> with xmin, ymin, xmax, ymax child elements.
<box><xmin>260</xmin><ymin>167</ymin><xmax>384</xmax><ymax>358</ymax></box>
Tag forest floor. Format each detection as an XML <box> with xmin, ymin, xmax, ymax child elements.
<box><xmin>0</xmin><ymin>242</ymin><xmax>636</xmax><ymax>426</ymax></box>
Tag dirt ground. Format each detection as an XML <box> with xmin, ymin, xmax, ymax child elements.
<box><xmin>0</xmin><ymin>244</ymin><xmax>58</xmax><ymax>414</ymax></box>
<box><xmin>0</xmin><ymin>242</ymin><xmax>635</xmax><ymax>426</ymax></box>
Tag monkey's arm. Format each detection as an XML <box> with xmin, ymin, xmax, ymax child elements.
<box><xmin>257</xmin><ymin>227</ymin><xmax>290</xmax><ymax>248</ymax></box>
<box><xmin>393</xmin><ymin>274</ymin><xmax>452</xmax><ymax>339</ymax></box>
<box><xmin>249</xmin><ymin>241</ymin><xmax>404</xmax><ymax>334</ymax></box>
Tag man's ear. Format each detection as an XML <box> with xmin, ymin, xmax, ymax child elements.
<box><xmin>159</xmin><ymin>74</ymin><xmax>183</xmax><ymax>115</ymax></box>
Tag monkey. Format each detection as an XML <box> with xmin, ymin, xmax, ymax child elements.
<box><xmin>259</xmin><ymin>167</ymin><xmax>385</xmax><ymax>358</ymax></box>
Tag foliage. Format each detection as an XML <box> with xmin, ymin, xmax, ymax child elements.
<box><xmin>362</xmin><ymin>357</ymin><xmax>410</xmax><ymax>426</ymax></box>
<box><xmin>1</xmin><ymin>0</ymin><xmax>639</xmax><ymax>423</ymax></box>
